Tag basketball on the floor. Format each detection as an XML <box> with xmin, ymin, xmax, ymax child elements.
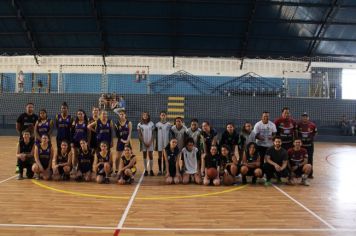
<box><xmin>206</xmin><ymin>168</ymin><xmax>218</xmax><ymax>179</ymax></box>
<box><xmin>223</xmin><ymin>174</ymin><xmax>234</xmax><ymax>186</ymax></box>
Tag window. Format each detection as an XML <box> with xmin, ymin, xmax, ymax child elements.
<box><xmin>342</xmin><ymin>69</ymin><xmax>356</xmax><ymax>99</ymax></box>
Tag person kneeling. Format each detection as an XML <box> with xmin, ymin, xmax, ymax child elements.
<box><xmin>118</xmin><ymin>145</ymin><xmax>137</xmax><ymax>185</ymax></box>
<box><xmin>203</xmin><ymin>145</ymin><xmax>220</xmax><ymax>186</ymax></box>
<box><xmin>32</xmin><ymin>134</ymin><xmax>53</xmax><ymax>180</ymax></box>
<box><xmin>219</xmin><ymin>144</ymin><xmax>238</xmax><ymax>186</ymax></box>
<box><xmin>16</xmin><ymin>130</ymin><xmax>35</xmax><ymax>180</ymax></box>
<box><xmin>75</xmin><ymin>139</ymin><xmax>94</xmax><ymax>182</ymax></box>
<box><xmin>181</xmin><ymin>138</ymin><xmax>202</xmax><ymax>185</ymax></box>
<box><xmin>240</xmin><ymin>142</ymin><xmax>263</xmax><ymax>184</ymax></box>
<box><xmin>93</xmin><ymin>141</ymin><xmax>113</xmax><ymax>184</ymax></box>
<box><xmin>52</xmin><ymin>140</ymin><xmax>72</xmax><ymax>181</ymax></box>
<box><xmin>164</xmin><ymin>138</ymin><xmax>181</xmax><ymax>184</ymax></box>
<box><xmin>263</xmin><ymin>137</ymin><xmax>289</xmax><ymax>186</ymax></box>
<box><xmin>287</xmin><ymin>139</ymin><xmax>312</xmax><ymax>186</ymax></box>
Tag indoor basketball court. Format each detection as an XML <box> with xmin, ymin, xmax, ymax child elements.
<box><xmin>0</xmin><ymin>138</ymin><xmax>356</xmax><ymax>236</ymax></box>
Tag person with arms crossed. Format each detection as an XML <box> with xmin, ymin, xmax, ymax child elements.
<box><xmin>274</xmin><ymin>107</ymin><xmax>297</xmax><ymax>150</ymax></box>
<box><xmin>296</xmin><ymin>112</ymin><xmax>317</xmax><ymax>178</ymax></box>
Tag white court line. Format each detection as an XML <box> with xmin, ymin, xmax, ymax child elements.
<box><xmin>0</xmin><ymin>175</ymin><xmax>17</xmax><ymax>184</ymax></box>
<box><xmin>122</xmin><ymin>227</ymin><xmax>356</xmax><ymax>232</ymax></box>
<box><xmin>273</xmin><ymin>185</ymin><xmax>336</xmax><ymax>230</ymax></box>
<box><xmin>0</xmin><ymin>223</ymin><xmax>115</xmax><ymax>230</ymax></box>
<box><xmin>1</xmin><ymin>223</ymin><xmax>356</xmax><ymax>232</ymax></box>
<box><xmin>116</xmin><ymin>168</ymin><xmax>146</xmax><ymax>229</ymax></box>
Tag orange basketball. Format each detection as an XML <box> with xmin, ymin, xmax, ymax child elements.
<box><xmin>223</xmin><ymin>174</ymin><xmax>234</xmax><ymax>186</ymax></box>
<box><xmin>207</xmin><ymin>168</ymin><xmax>218</xmax><ymax>179</ymax></box>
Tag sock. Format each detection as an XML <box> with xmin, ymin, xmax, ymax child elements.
<box><xmin>158</xmin><ymin>156</ymin><xmax>162</xmax><ymax>172</ymax></box>
<box><xmin>149</xmin><ymin>160</ymin><xmax>153</xmax><ymax>171</ymax></box>
<box><xmin>143</xmin><ymin>159</ymin><xmax>148</xmax><ymax>171</ymax></box>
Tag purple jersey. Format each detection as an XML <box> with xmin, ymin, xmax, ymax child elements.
<box><xmin>37</xmin><ymin>119</ymin><xmax>51</xmax><ymax>137</ymax></box>
<box><xmin>72</xmin><ymin>122</ymin><xmax>88</xmax><ymax>144</ymax></box>
<box><xmin>96</xmin><ymin>119</ymin><xmax>112</xmax><ymax>145</ymax></box>
<box><xmin>56</xmin><ymin>114</ymin><xmax>72</xmax><ymax>141</ymax></box>
<box><xmin>37</xmin><ymin>143</ymin><xmax>51</xmax><ymax>169</ymax></box>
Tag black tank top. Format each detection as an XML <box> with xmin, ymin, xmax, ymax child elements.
<box><xmin>19</xmin><ymin>138</ymin><xmax>34</xmax><ymax>154</ymax></box>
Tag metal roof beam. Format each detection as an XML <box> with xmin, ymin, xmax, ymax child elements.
<box><xmin>240</xmin><ymin>0</ymin><xmax>257</xmax><ymax>69</ymax></box>
<box><xmin>306</xmin><ymin>0</ymin><xmax>340</xmax><ymax>70</ymax></box>
<box><xmin>90</xmin><ymin>0</ymin><xmax>107</xmax><ymax>66</ymax></box>
<box><xmin>11</xmin><ymin>0</ymin><xmax>39</xmax><ymax>64</ymax></box>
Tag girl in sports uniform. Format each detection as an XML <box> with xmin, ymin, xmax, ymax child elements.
<box><xmin>55</xmin><ymin>102</ymin><xmax>73</xmax><ymax>151</ymax></box>
<box><xmin>32</xmin><ymin>134</ymin><xmax>54</xmax><ymax>180</ymax></box>
<box><xmin>240</xmin><ymin>142</ymin><xmax>263</xmax><ymax>184</ymax></box>
<box><xmin>75</xmin><ymin>139</ymin><xmax>94</xmax><ymax>182</ymax></box>
<box><xmin>137</xmin><ymin>112</ymin><xmax>155</xmax><ymax>176</ymax></box>
<box><xmin>118</xmin><ymin>145</ymin><xmax>136</xmax><ymax>185</ymax></box>
<box><xmin>71</xmin><ymin>109</ymin><xmax>88</xmax><ymax>167</ymax></box>
<box><xmin>88</xmin><ymin>110</ymin><xmax>115</xmax><ymax>150</ymax></box>
<box><xmin>88</xmin><ymin>107</ymin><xmax>100</xmax><ymax>150</ymax></box>
<box><xmin>163</xmin><ymin>138</ymin><xmax>181</xmax><ymax>184</ymax></box>
<box><xmin>155</xmin><ymin>111</ymin><xmax>171</xmax><ymax>176</ymax></box>
<box><xmin>219</xmin><ymin>144</ymin><xmax>238</xmax><ymax>185</ymax></box>
<box><xmin>93</xmin><ymin>141</ymin><xmax>113</xmax><ymax>184</ymax></box>
<box><xmin>52</xmin><ymin>140</ymin><xmax>72</xmax><ymax>181</ymax></box>
<box><xmin>114</xmin><ymin>110</ymin><xmax>132</xmax><ymax>175</ymax></box>
<box><xmin>34</xmin><ymin>109</ymin><xmax>54</xmax><ymax>144</ymax></box>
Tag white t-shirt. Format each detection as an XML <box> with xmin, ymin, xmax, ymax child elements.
<box><xmin>253</xmin><ymin>120</ymin><xmax>277</xmax><ymax>147</ymax></box>
<box><xmin>156</xmin><ymin>121</ymin><xmax>172</xmax><ymax>151</ymax></box>
<box><xmin>137</xmin><ymin>121</ymin><xmax>155</xmax><ymax>150</ymax></box>
<box><xmin>181</xmin><ymin>147</ymin><xmax>198</xmax><ymax>174</ymax></box>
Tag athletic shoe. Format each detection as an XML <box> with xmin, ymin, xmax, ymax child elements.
<box><xmin>15</xmin><ymin>166</ymin><xmax>19</xmax><ymax>174</ymax></box>
<box><xmin>75</xmin><ymin>176</ymin><xmax>83</xmax><ymax>182</ymax></box>
<box><xmin>301</xmin><ymin>177</ymin><xmax>310</xmax><ymax>186</ymax></box>
<box><xmin>276</xmin><ymin>178</ymin><xmax>282</xmax><ymax>184</ymax></box>
<box><xmin>144</xmin><ymin>170</ymin><xmax>148</xmax><ymax>176</ymax></box>
<box><xmin>252</xmin><ymin>176</ymin><xmax>257</xmax><ymax>184</ymax></box>
<box><xmin>286</xmin><ymin>178</ymin><xmax>295</xmax><ymax>185</ymax></box>
<box><xmin>150</xmin><ymin>170</ymin><xmax>155</xmax><ymax>176</ymax></box>
<box><xmin>264</xmin><ymin>180</ymin><xmax>272</xmax><ymax>186</ymax></box>
<box><xmin>34</xmin><ymin>174</ymin><xmax>40</xmax><ymax>180</ymax></box>
<box><xmin>17</xmin><ymin>174</ymin><xmax>24</xmax><ymax>180</ymax></box>
<box><xmin>157</xmin><ymin>171</ymin><xmax>162</xmax><ymax>176</ymax></box>
<box><xmin>242</xmin><ymin>176</ymin><xmax>247</xmax><ymax>185</ymax></box>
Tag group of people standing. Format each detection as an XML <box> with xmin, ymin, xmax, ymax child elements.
<box><xmin>15</xmin><ymin>102</ymin><xmax>317</xmax><ymax>187</ymax></box>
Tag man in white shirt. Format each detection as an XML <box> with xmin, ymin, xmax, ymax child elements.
<box><xmin>253</xmin><ymin>111</ymin><xmax>277</xmax><ymax>165</ymax></box>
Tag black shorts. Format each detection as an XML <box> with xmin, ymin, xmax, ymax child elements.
<box><xmin>79</xmin><ymin>163</ymin><xmax>92</xmax><ymax>174</ymax></box>
<box><xmin>291</xmin><ymin>165</ymin><xmax>304</xmax><ymax>177</ymax></box>
<box><xmin>57</xmin><ymin>165</ymin><xmax>71</xmax><ymax>175</ymax></box>
<box><xmin>168</xmin><ymin>166</ymin><xmax>177</xmax><ymax>177</ymax></box>
<box><xmin>97</xmin><ymin>163</ymin><xmax>105</xmax><ymax>176</ymax></box>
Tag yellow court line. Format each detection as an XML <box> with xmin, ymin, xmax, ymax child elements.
<box><xmin>31</xmin><ymin>180</ymin><xmax>246</xmax><ymax>201</ymax></box>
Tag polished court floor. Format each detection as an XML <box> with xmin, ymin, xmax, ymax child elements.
<box><xmin>0</xmin><ymin>136</ymin><xmax>355</xmax><ymax>236</ymax></box>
